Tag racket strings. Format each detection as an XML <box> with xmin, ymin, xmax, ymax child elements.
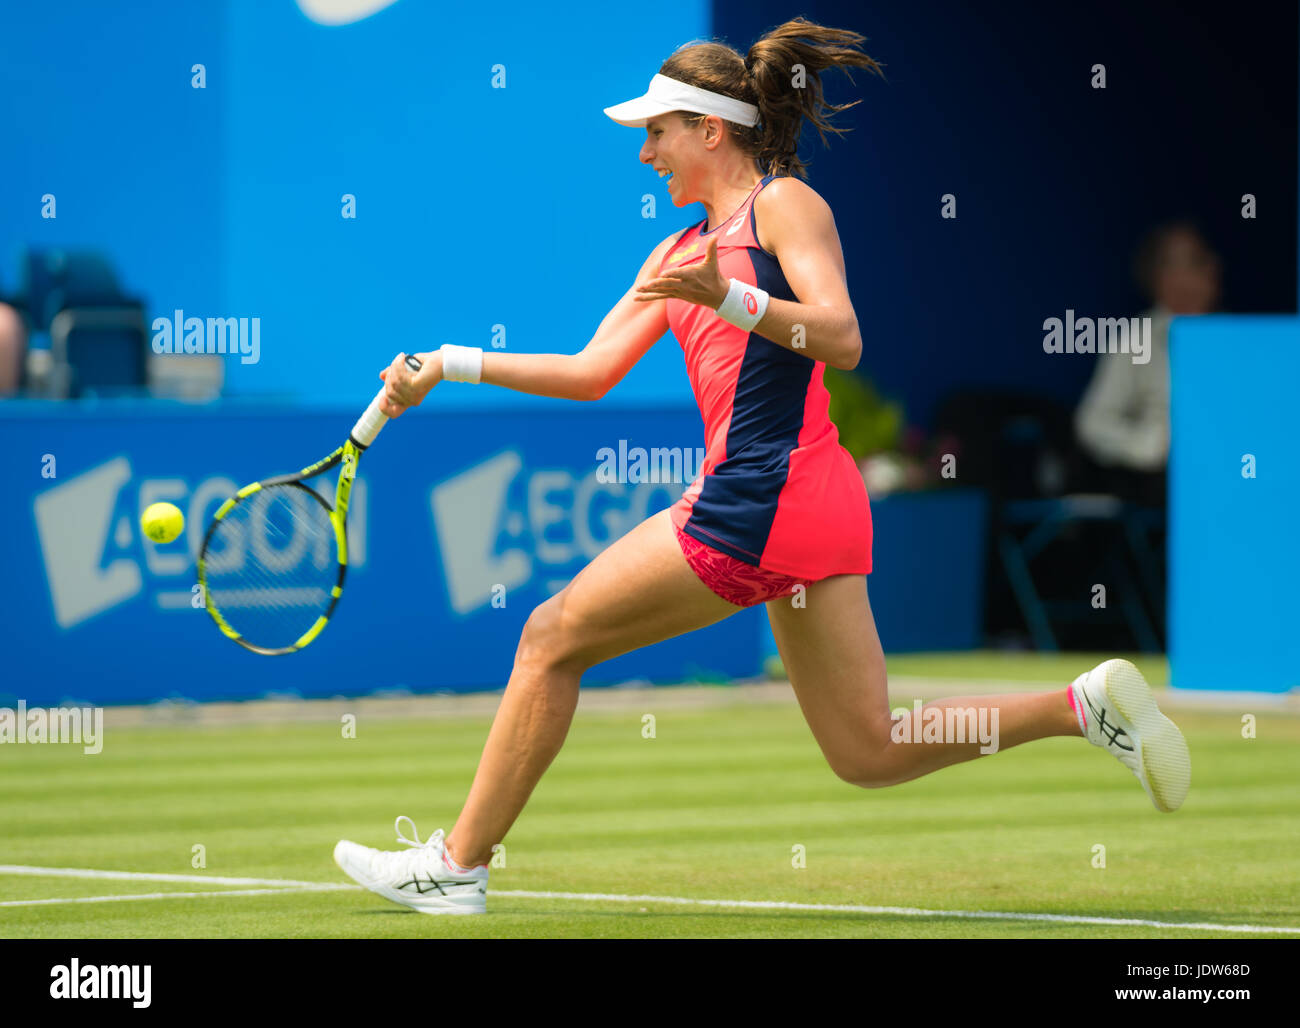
<box><xmin>203</xmin><ymin>484</ymin><xmax>339</xmax><ymax>649</ymax></box>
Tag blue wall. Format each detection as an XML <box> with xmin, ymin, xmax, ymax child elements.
<box><xmin>1168</xmin><ymin>316</ymin><xmax>1300</xmax><ymax>692</ymax></box>
<box><xmin>0</xmin><ymin>0</ymin><xmax>709</xmax><ymax>407</ymax></box>
<box><xmin>217</xmin><ymin>0</ymin><xmax>705</xmax><ymax>405</ymax></box>
<box><xmin>0</xmin><ymin>3</ymin><xmax>225</xmax><ymax>322</ymax></box>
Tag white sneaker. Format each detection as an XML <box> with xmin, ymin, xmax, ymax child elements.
<box><xmin>333</xmin><ymin>816</ymin><xmax>488</xmax><ymax>914</ymax></box>
<box><xmin>1069</xmin><ymin>658</ymin><xmax>1191</xmax><ymax>813</ymax></box>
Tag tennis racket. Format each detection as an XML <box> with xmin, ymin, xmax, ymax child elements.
<box><xmin>197</xmin><ymin>353</ymin><xmax>422</xmax><ymax>655</ymax></box>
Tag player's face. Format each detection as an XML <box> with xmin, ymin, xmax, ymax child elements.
<box><xmin>641</xmin><ymin>114</ymin><xmax>699</xmax><ymax>206</ymax></box>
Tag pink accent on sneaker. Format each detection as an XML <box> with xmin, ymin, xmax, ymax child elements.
<box><xmin>1067</xmin><ymin>682</ymin><xmax>1087</xmax><ymax>735</ymax></box>
<box><xmin>442</xmin><ymin>848</ymin><xmax>485</xmax><ymax>874</ymax></box>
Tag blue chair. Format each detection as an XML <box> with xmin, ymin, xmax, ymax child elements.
<box><xmin>20</xmin><ymin>250</ymin><xmax>147</xmax><ymax>397</ymax></box>
<box><xmin>41</xmin><ymin>251</ymin><xmax>130</xmax><ymax>323</ymax></box>
<box><xmin>51</xmin><ymin>308</ymin><xmax>148</xmax><ymax>397</ymax></box>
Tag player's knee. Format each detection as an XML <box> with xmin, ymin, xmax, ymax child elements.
<box><xmin>516</xmin><ymin>595</ymin><xmax>586</xmax><ymax>674</ymax></box>
<box><xmin>830</xmin><ymin>755</ymin><xmax>898</xmax><ymax>789</ymax></box>
<box><xmin>827</xmin><ymin>718</ymin><xmax>900</xmax><ymax>787</ymax></box>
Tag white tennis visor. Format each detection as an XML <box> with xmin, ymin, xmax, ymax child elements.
<box><xmin>603</xmin><ymin>73</ymin><xmax>760</xmax><ymax>128</ymax></box>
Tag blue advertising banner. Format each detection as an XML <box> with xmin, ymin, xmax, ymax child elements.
<box><xmin>1</xmin><ymin>400</ymin><xmax>762</xmax><ymax>706</ymax></box>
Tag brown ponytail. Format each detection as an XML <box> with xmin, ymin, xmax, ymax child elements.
<box><xmin>659</xmin><ymin>17</ymin><xmax>884</xmax><ymax>180</ymax></box>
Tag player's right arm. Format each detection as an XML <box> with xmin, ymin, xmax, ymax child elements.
<box><xmin>379</xmin><ymin>231</ymin><xmax>685</xmax><ymax>413</ymax></box>
<box><xmin>476</xmin><ymin>230</ymin><xmax>686</xmax><ymax>401</ymax></box>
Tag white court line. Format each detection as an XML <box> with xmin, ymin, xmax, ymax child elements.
<box><xmin>494</xmin><ymin>890</ymin><xmax>1300</xmax><ymax>935</ymax></box>
<box><xmin>0</xmin><ymin>865</ymin><xmax>333</xmax><ymax>889</ymax></box>
<box><xmin>2</xmin><ymin>865</ymin><xmax>1296</xmax><ymax>934</ymax></box>
<box><xmin>1</xmin><ymin>887</ymin><xmax>351</xmax><ymax>908</ymax></box>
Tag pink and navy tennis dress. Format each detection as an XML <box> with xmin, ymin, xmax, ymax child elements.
<box><xmin>662</xmin><ymin>174</ymin><xmax>872</xmax><ymax>607</ymax></box>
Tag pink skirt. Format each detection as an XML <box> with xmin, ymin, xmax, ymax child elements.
<box><xmin>674</xmin><ymin>523</ymin><xmax>811</xmax><ymax>607</ymax></box>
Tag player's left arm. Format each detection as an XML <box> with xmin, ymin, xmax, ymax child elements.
<box><xmin>633</xmin><ymin>178</ymin><xmax>863</xmax><ymax>369</ymax></box>
<box><xmin>750</xmin><ymin>178</ymin><xmax>862</xmax><ymax>370</ymax></box>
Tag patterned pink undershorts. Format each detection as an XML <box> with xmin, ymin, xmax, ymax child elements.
<box><xmin>674</xmin><ymin>524</ymin><xmax>808</xmax><ymax>607</ymax></box>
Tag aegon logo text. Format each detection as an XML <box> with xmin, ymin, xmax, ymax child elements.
<box><xmin>430</xmin><ymin>450</ymin><xmax>679</xmax><ymax>614</ymax></box>
<box><xmin>33</xmin><ymin>457</ymin><xmax>368</xmax><ymax>628</ymax></box>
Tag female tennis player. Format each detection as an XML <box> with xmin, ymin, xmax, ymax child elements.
<box><xmin>334</xmin><ymin>18</ymin><xmax>1191</xmax><ymax>914</ymax></box>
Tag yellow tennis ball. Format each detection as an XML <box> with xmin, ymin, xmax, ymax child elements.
<box><xmin>141</xmin><ymin>502</ymin><xmax>185</xmax><ymax>544</ymax></box>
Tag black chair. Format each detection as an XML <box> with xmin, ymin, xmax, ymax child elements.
<box><xmin>933</xmin><ymin>389</ymin><xmax>1162</xmax><ymax>652</ymax></box>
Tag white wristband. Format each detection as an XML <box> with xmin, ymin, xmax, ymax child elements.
<box><xmin>440</xmin><ymin>344</ymin><xmax>483</xmax><ymax>383</ymax></box>
<box><xmin>715</xmin><ymin>278</ymin><xmax>769</xmax><ymax>331</ymax></box>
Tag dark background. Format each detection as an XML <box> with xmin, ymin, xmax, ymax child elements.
<box><xmin>717</xmin><ymin>0</ymin><xmax>1297</xmax><ymax>428</ymax></box>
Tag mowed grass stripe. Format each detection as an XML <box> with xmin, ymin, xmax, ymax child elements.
<box><xmin>1</xmin><ymin>695</ymin><xmax>1297</xmax><ymax>937</ymax></box>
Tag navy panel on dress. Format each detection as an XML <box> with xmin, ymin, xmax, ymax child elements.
<box><xmin>682</xmin><ymin>239</ymin><xmax>815</xmax><ymax>565</ymax></box>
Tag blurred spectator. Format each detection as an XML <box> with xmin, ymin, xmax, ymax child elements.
<box><xmin>1074</xmin><ymin>221</ymin><xmax>1221</xmax><ymax>507</ymax></box>
<box><xmin>0</xmin><ymin>303</ymin><xmax>26</xmax><ymax>396</ymax></box>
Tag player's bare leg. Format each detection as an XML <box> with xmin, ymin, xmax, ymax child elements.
<box><xmin>765</xmin><ymin>575</ymin><xmax>1080</xmax><ymax>787</ymax></box>
<box><xmin>444</xmin><ymin>508</ymin><xmax>739</xmax><ymax>867</ymax></box>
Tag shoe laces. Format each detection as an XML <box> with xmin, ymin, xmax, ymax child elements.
<box><xmin>375</xmin><ymin>816</ymin><xmax>446</xmax><ymax>877</ymax></box>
